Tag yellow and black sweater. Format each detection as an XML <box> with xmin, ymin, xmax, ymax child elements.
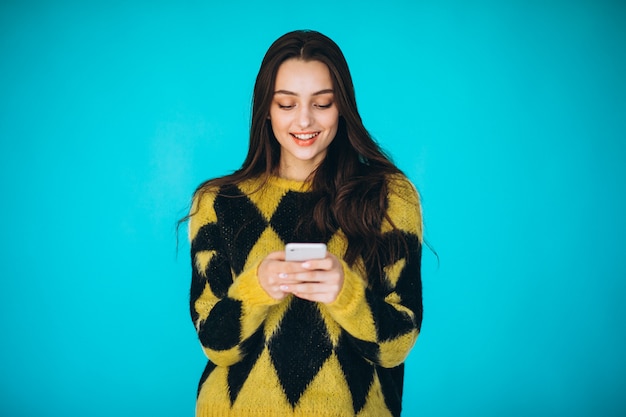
<box><xmin>188</xmin><ymin>175</ymin><xmax>423</xmax><ymax>417</ymax></box>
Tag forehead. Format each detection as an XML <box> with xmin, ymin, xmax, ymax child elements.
<box><xmin>274</xmin><ymin>59</ymin><xmax>333</xmax><ymax>92</ymax></box>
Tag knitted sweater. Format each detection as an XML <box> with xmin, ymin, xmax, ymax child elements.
<box><xmin>188</xmin><ymin>175</ymin><xmax>423</xmax><ymax>417</ymax></box>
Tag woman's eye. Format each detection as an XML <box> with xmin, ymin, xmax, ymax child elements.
<box><xmin>315</xmin><ymin>103</ymin><xmax>333</xmax><ymax>109</ymax></box>
<box><xmin>278</xmin><ymin>103</ymin><xmax>294</xmax><ymax>110</ymax></box>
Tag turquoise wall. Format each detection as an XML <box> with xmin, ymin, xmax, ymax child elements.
<box><xmin>1</xmin><ymin>1</ymin><xmax>624</xmax><ymax>416</ymax></box>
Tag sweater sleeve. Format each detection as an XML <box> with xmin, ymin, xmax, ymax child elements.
<box><xmin>324</xmin><ymin>177</ymin><xmax>423</xmax><ymax>368</ymax></box>
<box><xmin>188</xmin><ymin>190</ymin><xmax>280</xmax><ymax>367</ymax></box>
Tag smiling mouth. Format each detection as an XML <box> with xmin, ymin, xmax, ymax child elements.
<box><xmin>291</xmin><ymin>132</ymin><xmax>319</xmax><ymax>140</ymax></box>
<box><xmin>290</xmin><ymin>132</ymin><xmax>320</xmax><ymax>146</ymax></box>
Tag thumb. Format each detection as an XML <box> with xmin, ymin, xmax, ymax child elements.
<box><xmin>265</xmin><ymin>250</ymin><xmax>286</xmax><ymax>261</ymax></box>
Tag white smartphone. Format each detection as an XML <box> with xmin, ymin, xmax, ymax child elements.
<box><xmin>285</xmin><ymin>243</ymin><xmax>327</xmax><ymax>262</ymax></box>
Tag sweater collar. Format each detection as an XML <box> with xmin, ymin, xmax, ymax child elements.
<box><xmin>266</xmin><ymin>175</ymin><xmax>312</xmax><ymax>192</ymax></box>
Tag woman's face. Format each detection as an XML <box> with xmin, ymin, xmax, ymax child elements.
<box><xmin>269</xmin><ymin>58</ymin><xmax>339</xmax><ymax>181</ymax></box>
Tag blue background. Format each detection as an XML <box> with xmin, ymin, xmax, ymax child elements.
<box><xmin>1</xmin><ymin>1</ymin><xmax>625</xmax><ymax>416</ymax></box>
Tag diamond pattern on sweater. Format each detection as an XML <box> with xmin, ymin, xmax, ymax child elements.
<box><xmin>214</xmin><ymin>185</ymin><xmax>269</xmax><ymax>274</ymax></box>
<box><xmin>394</xmin><ymin>233</ymin><xmax>423</xmax><ymax>329</ymax></box>
<box><xmin>200</xmin><ymin>298</ymin><xmax>242</xmax><ymax>351</ymax></box>
<box><xmin>197</xmin><ymin>361</ymin><xmax>216</xmax><ymax>398</ymax></box>
<box><xmin>270</xmin><ymin>190</ymin><xmax>331</xmax><ymax>243</ymax></box>
<box><xmin>366</xmin><ymin>290</ymin><xmax>415</xmax><ymax>343</ymax></box>
<box><xmin>268</xmin><ymin>298</ymin><xmax>334</xmax><ymax>407</ymax></box>
<box><xmin>378</xmin><ymin>364</ymin><xmax>405</xmax><ymax>417</ymax></box>
<box><xmin>335</xmin><ymin>330</ymin><xmax>375</xmax><ymax>414</ymax></box>
<box><xmin>227</xmin><ymin>326</ymin><xmax>266</xmax><ymax>405</ymax></box>
<box><xmin>204</xmin><ymin>251</ymin><xmax>234</xmax><ymax>299</ymax></box>
<box><xmin>190</xmin><ymin>265</ymin><xmax>207</xmax><ymax>324</ymax></box>
<box><xmin>189</xmin><ymin>176</ymin><xmax>423</xmax><ymax>416</ymax></box>
<box><xmin>191</xmin><ymin>222</ymin><xmax>221</xmax><ymax>253</ymax></box>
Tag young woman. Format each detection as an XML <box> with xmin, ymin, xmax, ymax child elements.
<box><xmin>186</xmin><ymin>30</ymin><xmax>423</xmax><ymax>417</ymax></box>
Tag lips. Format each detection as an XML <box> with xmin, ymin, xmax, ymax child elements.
<box><xmin>291</xmin><ymin>132</ymin><xmax>320</xmax><ymax>146</ymax></box>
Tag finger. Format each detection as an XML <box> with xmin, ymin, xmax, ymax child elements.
<box><xmin>300</xmin><ymin>258</ymin><xmax>333</xmax><ymax>271</ymax></box>
<box><xmin>290</xmin><ymin>270</ymin><xmax>343</xmax><ymax>285</ymax></box>
<box><xmin>272</xmin><ymin>291</ymin><xmax>285</xmax><ymax>300</ymax></box>
<box><xmin>290</xmin><ymin>288</ymin><xmax>339</xmax><ymax>304</ymax></box>
<box><xmin>281</xmin><ymin>281</ymin><xmax>339</xmax><ymax>296</ymax></box>
<box><xmin>287</xmin><ymin>270</ymin><xmax>322</xmax><ymax>283</ymax></box>
<box><xmin>265</xmin><ymin>251</ymin><xmax>287</xmax><ymax>261</ymax></box>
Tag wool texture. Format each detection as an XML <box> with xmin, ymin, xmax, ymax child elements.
<box><xmin>188</xmin><ymin>175</ymin><xmax>423</xmax><ymax>417</ymax></box>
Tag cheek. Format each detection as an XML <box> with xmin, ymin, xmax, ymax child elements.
<box><xmin>269</xmin><ymin>112</ymin><xmax>289</xmax><ymax>132</ymax></box>
<box><xmin>321</xmin><ymin>112</ymin><xmax>340</xmax><ymax>131</ymax></box>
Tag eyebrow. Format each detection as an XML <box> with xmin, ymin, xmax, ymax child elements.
<box><xmin>274</xmin><ymin>89</ymin><xmax>334</xmax><ymax>96</ymax></box>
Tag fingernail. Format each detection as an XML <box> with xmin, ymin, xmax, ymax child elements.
<box><xmin>280</xmin><ymin>285</ymin><xmax>289</xmax><ymax>291</ymax></box>
<box><xmin>279</xmin><ymin>272</ymin><xmax>288</xmax><ymax>279</ymax></box>
<box><xmin>302</xmin><ymin>262</ymin><xmax>311</xmax><ymax>269</ymax></box>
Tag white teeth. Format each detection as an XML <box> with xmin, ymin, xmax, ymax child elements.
<box><xmin>293</xmin><ymin>133</ymin><xmax>318</xmax><ymax>140</ymax></box>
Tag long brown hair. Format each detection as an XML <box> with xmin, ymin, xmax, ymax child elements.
<box><xmin>188</xmin><ymin>30</ymin><xmax>412</xmax><ymax>277</ymax></box>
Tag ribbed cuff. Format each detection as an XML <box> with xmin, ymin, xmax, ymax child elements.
<box><xmin>326</xmin><ymin>260</ymin><xmax>367</xmax><ymax>316</ymax></box>
<box><xmin>228</xmin><ymin>260</ymin><xmax>281</xmax><ymax>307</ymax></box>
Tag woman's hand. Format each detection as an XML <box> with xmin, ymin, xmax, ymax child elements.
<box><xmin>257</xmin><ymin>251</ymin><xmax>292</xmax><ymax>301</ymax></box>
<box><xmin>257</xmin><ymin>252</ymin><xmax>345</xmax><ymax>304</ymax></box>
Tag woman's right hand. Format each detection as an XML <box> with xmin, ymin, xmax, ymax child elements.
<box><xmin>257</xmin><ymin>251</ymin><xmax>292</xmax><ymax>300</ymax></box>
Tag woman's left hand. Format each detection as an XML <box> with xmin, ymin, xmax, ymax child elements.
<box><xmin>278</xmin><ymin>252</ymin><xmax>345</xmax><ymax>304</ymax></box>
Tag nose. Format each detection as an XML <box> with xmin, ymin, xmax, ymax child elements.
<box><xmin>297</xmin><ymin>106</ymin><xmax>312</xmax><ymax>128</ymax></box>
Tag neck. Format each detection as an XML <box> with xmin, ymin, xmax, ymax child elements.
<box><xmin>278</xmin><ymin>161</ymin><xmax>316</xmax><ymax>182</ymax></box>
